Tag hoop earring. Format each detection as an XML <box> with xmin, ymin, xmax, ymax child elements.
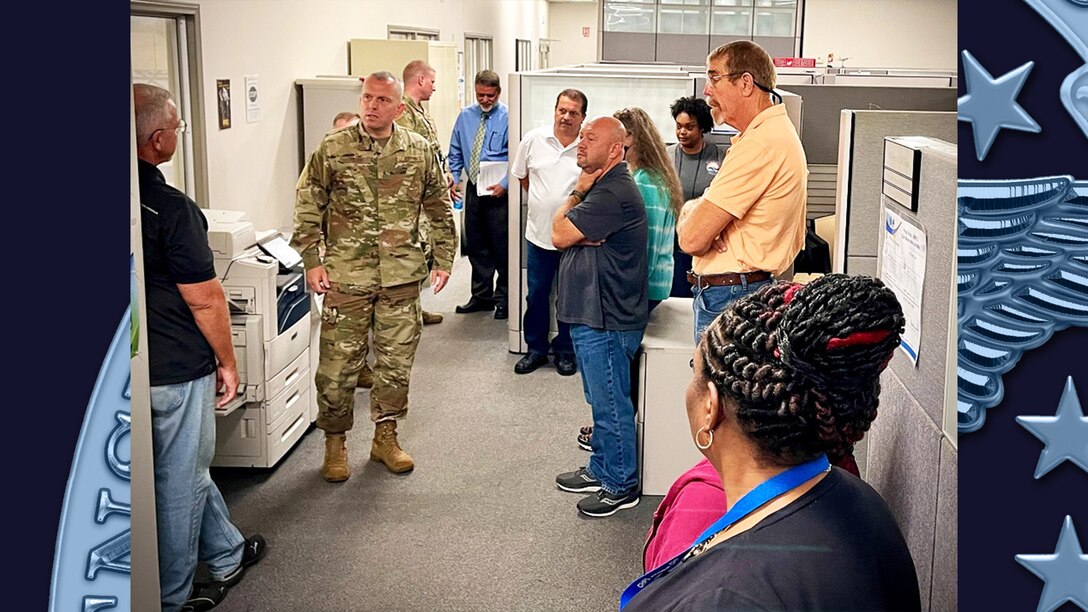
<box><xmin>695</xmin><ymin>426</ymin><xmax>714</xmax><ymax>450</ymax></box>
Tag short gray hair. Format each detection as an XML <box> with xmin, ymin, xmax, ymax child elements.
<box><xmin>474</xmin><ymin>69</ymin><xmax>500</xmax><ymax>89</ymax></box>
<box><xmin>366</xmin><ymin>71</ymin><xmax>403</xmax><ymax>99</ymax></box>
<box><xmin>403</xmin><ymin>60</ymin><xmax>434</xmax><ymax>83</ymax></box>
<box><xmin>133</xmin><ymin>83</ymin><xmax>173</xmax><ymax>142</ymax></box>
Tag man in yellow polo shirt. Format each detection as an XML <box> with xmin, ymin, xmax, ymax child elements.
<box><xmin>677</xmin><ymin>40</ymin><xmax>808</xmax><ymax>342</ymax></box>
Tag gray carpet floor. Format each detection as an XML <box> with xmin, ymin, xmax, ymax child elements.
<box><xmin>211</xmin><ymin>257</ymin><xmax>663</xmax><ymax>611</ymax></box>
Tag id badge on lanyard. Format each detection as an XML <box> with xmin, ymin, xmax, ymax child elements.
<box><xmin>618</xmin><ymin>454</ymin><xmax>831</xmax><ymax>610</ymax></box>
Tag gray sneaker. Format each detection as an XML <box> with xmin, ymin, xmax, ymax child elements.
<box><xmin>555</xmin><ymin>467</ymin><xmax>601</xmax><ymax>493</ymax></box>
<box><xmin>577</xmin><ymin>489</ymin><xmax>640</xmax><ymax>517</ymax></box>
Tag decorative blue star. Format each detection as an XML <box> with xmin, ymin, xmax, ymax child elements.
<box><xmin>958</xmin><ymin>50</ymin><xmax>1041</xmax><ymax>161</ymax></box>
<box><xmin>1015</xmin><ymin>516</ymin><xmax>1088</xmax><ymax>612</ymax></box>
<box><xmin>1017</xmin><ymin>376</ymin><xmax>1088</xmax><ymax>478</ymax></box>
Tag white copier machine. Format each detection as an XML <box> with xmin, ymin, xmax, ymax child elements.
<box><xmin>203</xmin><ymin>209</ymin><xmax>315</xmax><ymax>468</ymax></box>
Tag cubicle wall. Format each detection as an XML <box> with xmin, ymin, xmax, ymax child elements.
<box><xmin>505</xmin><ymin>66</ymin><xmax>800</xmax><ymax>354</ymax></box>
<box><xmin>506</xmin><ymin>68</ymin><xmax>693</xmax><ymax>353</ymax></box>
<box><xmin>868</xmin><ymin>137</ymin><xmax>958</xmax><ymax>611</ymax></box>
<box><xmin>833</xmin><ymin>110</ymin><xmax>957</xmax><ymax>275</ymax></box>
<box><xmin>781</xmin><ymin>85</ymin><xmax>955</xmax><ymax>224</ymax></box>
<box><xmin>780</xmin><ymin>84</ymin><xmax>956</xmax><ymax>164</ymax></box>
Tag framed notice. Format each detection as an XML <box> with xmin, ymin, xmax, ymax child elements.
<box><xmin>216</xmin><ymin>79</ymin><xmax>231</xmax><ymax>129</ymax></box>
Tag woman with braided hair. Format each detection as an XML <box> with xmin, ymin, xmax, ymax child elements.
<box><xmin>621</xmin><ymin>274</ymin><xmax>921</xmax><ymax>611</ymax></box>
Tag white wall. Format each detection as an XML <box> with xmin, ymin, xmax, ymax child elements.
<box><xmin>802</xmin><ymin>0</ymin><xmax>957</xmax><ymax>70</ymax></box>
<box><xmin>191</xmin><ymin>0</ymin><xmax>547</xmax><ymax>234</ymax></box>
<box><xmin>548</xmin><ymin>1</ymin><xmax>599</xmax><ymax>67</ymax></box>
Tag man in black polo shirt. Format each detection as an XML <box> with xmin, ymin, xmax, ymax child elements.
<box><xmin>135</xmin><ymin>84</ymin><xmax>264</xmax><ymax>612</ymax></box>
<box><xmin>551</xmin><ymin>116</ymin><xmax>648</xmax><ymax>518</ymax></box>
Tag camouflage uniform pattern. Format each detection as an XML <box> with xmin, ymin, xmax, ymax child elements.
<box><xmin>292</xmin><ymin>122</ymin><xmax>455</xmax><ymax>284</ymax></box>
<box><xmin>291</xmin><ymin>123</ymin><xmax>455</xmax><ymax>431</ymax></box>
<box><xmin>395</xmin><ymin>95</ymin><xmax>449</xmax><ymax>268</ymax></box>
<box><xmin>315</xmin><ymin>282</ymin><xmax>421</xmax><ymax>431</ymax></box>
<box><xmin>396</xmin><ymin>95</ymin><xmax>447</xmax><ymax>172</ymax></box>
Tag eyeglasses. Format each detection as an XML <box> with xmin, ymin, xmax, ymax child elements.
<box><xmin>150</xmin><ymin>118</ymin><xmax>187</xmax><ymax>139</ymax></box>
<box><xmin>706</xmin><ymin>71</ymin><xmax>745</xmax><ymax>84</ymax></box>
<box><xmin>706</xmin><ymin>71</ymin><xmax>782</xmax><ymax>104</ymax></box>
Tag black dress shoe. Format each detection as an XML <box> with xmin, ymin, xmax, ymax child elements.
<box><xmin>455</xmin><ymin>299</ymin><xmax>495</xmax><ymax>313</ymax></box>
<box><xmin>514</xmin><ymin>353</ymin><xmax>548</xmax><ymax>374</ymax></box>
<box><xmin>494</xmin><ymin>305</ymin><xmax>508</xmax><ymax>320</ymax></box>
<box><xmin>555</xmin><ymin>354</ymin><xmax>577</xmax><ymax>376</ymax></box>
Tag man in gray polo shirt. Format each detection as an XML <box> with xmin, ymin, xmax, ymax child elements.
<box><xmin>551</xmin><ymin>116</ymin><xmax>648</xmax><ymax>518</ymax></box>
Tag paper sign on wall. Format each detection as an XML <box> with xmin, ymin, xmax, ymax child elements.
<box><xmin>881</xmin><ymin>208</ymin><xmax>927</xmax><ymax>366</ymax></box>
<box><xmin>245</xmin><ymin>75</ymin><xmax>260</xmax><ymax>123</ymax></box>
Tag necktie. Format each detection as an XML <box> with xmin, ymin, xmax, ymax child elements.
<box><xmin>468</xmin><ymin>110</ymin><xmax>489</xmax><ymax>184</ymax></box>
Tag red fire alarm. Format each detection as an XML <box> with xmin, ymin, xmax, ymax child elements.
<box><xmin>582</xmin><ymin>26</ymin><xmax>590</xmax><ymax>37</ymax></box>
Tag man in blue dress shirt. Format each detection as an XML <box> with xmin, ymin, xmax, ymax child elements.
<box><xmin>448</xmin><ymin>70</ymin><xmax>510</xmax><ymax>320</ymax></box>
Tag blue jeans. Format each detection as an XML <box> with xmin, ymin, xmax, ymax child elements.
<box><xmin>570</xmin><ymin>324</ymin><xmax>644</xmax><ymax>495</ymax></box>
<box><xmin>524</xmin><ymin>242</ymin><xmax>572</xmax><ymax>357</ymax></box>
<box><xmin>692</xmin><ymin>276</ymin><xmax>773</xmax><ymax>344</ymax></box>
<box><xmin>151</xmin><ymin>372</ymin><xmax>244</xmax><ymax>612</ymax></box>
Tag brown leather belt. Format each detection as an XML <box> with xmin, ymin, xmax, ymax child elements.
<box><xmin>687</xmin><ymin>270</ymin><xmax>772</xmax><ymax>288</ymax></box>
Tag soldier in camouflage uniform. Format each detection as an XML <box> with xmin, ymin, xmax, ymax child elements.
<box><xmin>291</xmin><ymin>71</ymin><xmax>456</xmax><ymax>481</ymax></box>
<box><xmin>397</xmin><ymin>59</ymin><xmax>451</xmax><ymax>327</ymax></box>
<box><xmin>354</xmin><ymin>61</ymin><xmax>449</xmax><ymax>391</ymax></box>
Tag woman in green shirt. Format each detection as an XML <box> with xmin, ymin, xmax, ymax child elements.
<box><xmin>613</xmin><ymin>107</ymin><xmax>683</xmax><ymax>312</ymax></box>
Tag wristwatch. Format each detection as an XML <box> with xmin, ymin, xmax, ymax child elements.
<box><xmin>570</xmin><ymin>189</ymin><xmax>587</xmax><ymax>202</ymax></box>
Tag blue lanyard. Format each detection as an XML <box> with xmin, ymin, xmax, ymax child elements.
<box><xmin>619</xmin><ymin>454</ymin><xmax>830</xmax><ymax>610</ymax></box>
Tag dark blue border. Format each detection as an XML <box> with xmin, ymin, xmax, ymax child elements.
<box><xmin>959</xmin><ymin>0</ymin><xmax>1088</xmax><ymax>610</ymax></box>
<box><xmin>14</xmin><ymin>6</ymin><xmax>130</xmax><ymax>607</ymax></box>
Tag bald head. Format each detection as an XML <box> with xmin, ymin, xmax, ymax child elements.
<box><xmin>576</xmin><ymin>116</ymin><xmax>627</xmax><ymax>174</ymax></box>
<box><xmin>589</xmin><ymin>116</ymin><xmax>626</xmax><ymax>145</ymax></box>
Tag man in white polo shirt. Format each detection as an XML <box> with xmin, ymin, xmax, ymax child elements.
<box><xmin>509</xmin><ymin>89</ymin><xmax>588</xmax><ymax>376</ymax></box>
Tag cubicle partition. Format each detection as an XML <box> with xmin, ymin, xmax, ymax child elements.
<box><xmin>868</xmin><ymin>136</ymin><xmax>958</xmax><ymax>611</ymax></box>
<box><xmin>833</xmin><ymin>110</ymin><xmax>957</xmax><ymax>275</ymax></box>
<box><xmin>506</xmin><ymin>64</ymin><xmax>802</xmax><ymax>355</ymax></box>
<box><xmin>781</xmin><ymin>84</ymin><xmax>956</xmax><ymax>223</ymax></box>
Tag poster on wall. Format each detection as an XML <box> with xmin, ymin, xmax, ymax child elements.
<box><xmin>880</xmin><ymin>207</ymin><xmax>926</xmax><ymax>366</ymax></box>
<box><xmin>245</xmin><ymin>74</ymin><xmax>260</xmax><ymax>123</ymax></box>
<box><xmin>217</xmin><ymin>79</ymin><xmax>231</xmax><ymax>129</ymax></box>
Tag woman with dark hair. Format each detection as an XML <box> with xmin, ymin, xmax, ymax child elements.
<box><xmin>621</xmin><ymin>274</ymin><xmax>921</xmax><ymax>611</ymax></box>
<box><xmin>667</xmin><ymin>96</ymin><xmax>724</xmax><ymax>298</ymax></box>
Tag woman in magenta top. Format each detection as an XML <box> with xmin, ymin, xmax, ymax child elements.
<box><xmin>643</xmin><ymin>452</ymin><xmax>860</xmax><ymax>572</ymax></box>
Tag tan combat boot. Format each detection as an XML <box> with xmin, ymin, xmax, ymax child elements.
<box><xmin>356</xmin><ymin>363</ymin><xmax>374</xmax><ymax>389</ymax></box>
<box><xmin>322</xmin><ymin>433</ymin><xmax>350</xmax><ymax>482</ymax></box>
<box><xmin>370</xmin><ymin>421</ymin><xmax>415</xmax><ymax>473</ymax></box>
<box><xmin>422</xmin><ymin>310</ymin><xmax>444</xmax><ymax>325</ymax></box>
